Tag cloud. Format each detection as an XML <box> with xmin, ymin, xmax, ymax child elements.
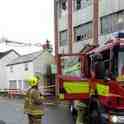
<box><xmin>0</xmin><ymin>0</ymin><xmax>54</xmax><ymax>42</ymax></box>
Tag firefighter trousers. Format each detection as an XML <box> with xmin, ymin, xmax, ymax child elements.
<box><xmin>28</xmin><ymin>114</ymin><xmax>42</xmax><ymax>124</ymax></box>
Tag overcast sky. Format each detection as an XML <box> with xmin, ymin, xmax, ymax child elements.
<box><xmin>0</xmin><ymin>0</ymin><xmax>54</xmax><ymax>54</ymax></box>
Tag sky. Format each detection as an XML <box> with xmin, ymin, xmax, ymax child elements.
<box><xmin>0</xmin><ymin>0</ymin><xmax>54</xmax><ymax>54</ymax></box>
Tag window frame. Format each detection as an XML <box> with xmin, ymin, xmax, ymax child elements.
<box><xmin>10</xmin><ymin>66</ymin><xmax>13</xmax><ymax>72</ymax></box>
<box><xmin>74</xmin><ymin>21</ymin><xmax>92</xmax><ymax>42</ymax></box>
<box><xmin>59</xmin><ymin>30</ymin><xmax>68</xmax><ymax>46</ymax></box>
<box><xmin>24</xmin><ymin>63</ymin><xmax>28</xmax><ymax>71</ymax></box>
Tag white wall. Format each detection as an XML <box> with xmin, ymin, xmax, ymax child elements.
<box><xmin>0</xmin><ymin>51</ymin><xmax>19</xmax><ymax>90</ymax></box>
<box><xmin>6</xmin><ymin>51</ymin><xmax>54</xmax><ymax>93</ymax></box>
<box><xmin>33</xmin><ymin>51</ymin><xmax>54</xmax><ymax>75</ymax></box>
<box><xmin>6</xmin><ymin>62</ymin><xmax>34</xmax><ymax>90</ymax></box>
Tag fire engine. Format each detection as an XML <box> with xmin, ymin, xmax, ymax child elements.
<box><xmin>56</xmin><ymin>32</ymin><xmax>124</xmax><ymax>124</ymax></box>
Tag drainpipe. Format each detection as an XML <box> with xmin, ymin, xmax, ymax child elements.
<box><xmin>54</xmin><ymin>0</ymin><xmax>60</xmax><ymax>97</ymax></box>
<box><xmin>92</xmin><ymin>0</ymin><xmax>99</xmax><ymax>46</ymax></box>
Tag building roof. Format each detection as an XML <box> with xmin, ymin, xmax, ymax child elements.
<box><xmin>0</xmin><ymin>49</ymin><xmax>20</xmax><ymax>59</ymax></box>
<box><xmin>7</xmin><ymin>51</ymin><xmax>41</xmax><ymax>66</ymax></box>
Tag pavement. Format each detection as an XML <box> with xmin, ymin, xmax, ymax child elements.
<box><xmin>0</xmin><ymin>97</ymin><xmax>74</xmax><ymax>124</ymax></box>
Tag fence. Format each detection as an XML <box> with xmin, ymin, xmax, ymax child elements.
<box><xmin>0</xmin><ymin>89</ymin><xmax>24</xmax><ymax>98</ymax></box>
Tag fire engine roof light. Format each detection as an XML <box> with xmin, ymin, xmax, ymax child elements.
<box><xmin>112</xmin><ymin>31</ymin><xmax>124</xmax><ymax>38</ymax></box>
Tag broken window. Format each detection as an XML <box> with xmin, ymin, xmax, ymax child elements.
<box><xmin>61</xmin><ymin>0</ymin><xmax>67</xmax><ymax>10</ymax></box>
<box><xmin>76</xmin><ymin>0</ymin><xmax>82</xmax><ymax>10</ymax></box>
<box><xmin>74</xmin><ymin>22</ymin><xmax>92</xmax><ymax>42</ymax></box>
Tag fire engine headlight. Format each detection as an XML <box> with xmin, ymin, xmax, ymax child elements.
<box><xmin>111</xmin><ymin>115</ymin><xmax>118</xmax><ymax>123</ymax></box>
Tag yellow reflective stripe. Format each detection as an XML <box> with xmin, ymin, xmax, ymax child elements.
<box><xmin>96</xmin><ymin>83</ymin><xmax>109</xmax><ymax>96</ymax></box>
<box><xmin>25</xmin><ymin>109</ymin><xmax>44</xmax><ymax>115</ymax></box>
<box><xmin>59</xmin><ymin>93</ymin><xmax>64</xmax><ymax>99</ymax></box>
<box><xmin>30</xmin><ymin>110</ymin><xmax>44</xmax><ymax>115</ymax></box>
<box><xmin>64</xmin><ymin>82</ymin><xmax>89</xmax><ymax>93</ymax></box>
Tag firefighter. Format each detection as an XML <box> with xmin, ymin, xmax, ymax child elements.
<box><xmin>89</xmin><ymin>91</ymin><xmax>100</xmax><ymax>124</ymax></box>
<box><xmin>24</xmin><ymin>75</ymin><xmax>44</xmax><ymax>124</ymax></box>
<box><xmin>93</xmin><ymin>52</ymin><xmax>106</xmax><ymax>80</ymax></box>
<box><xmin>89</xmin><ymin>53</ymin><xmax>108</xmax><ymax>124</ymax></box>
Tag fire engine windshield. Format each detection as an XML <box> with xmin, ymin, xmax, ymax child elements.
<box><xmin>62</xmin><ymin>56</ymin><xmax>81</xmax><ymax>76</ymax></box>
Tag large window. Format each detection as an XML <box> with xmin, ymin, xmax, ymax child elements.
<box><xmin>101</xmin><ymin>15</ymin><xmax>112</xmax><ymax>35</ymax></box>
<box><xmin>74</xmin><ymin>22</ymin><xmax>92</xmax><ymax>42</ymax></box>
<box><xmin>23</xmin><ymin>80</ymin><xmax>29</xmax><ymax>90</ymax></box>
<box><xmin>101</xmin><ymin>10</ymin><xmax>124</xmax><ymax>35</ymax></box>
<box><xmin>118</xmin><ymin>11</ymin><xmax>124</xmax><ymax>31</ymax></box>
<box><xmin>9</xmin><ymin>80</ymin><xmax>17</xmax><ymax>89</ymax></box>
<box><xmin>60</xmin><ymin>30</ymin><xmax>68</xmax><ymax>46</ymax></box>
<box><xmin>18</xmin><ymin>80</ymin><xmax>22</xmax><ymax>89</ymax></box>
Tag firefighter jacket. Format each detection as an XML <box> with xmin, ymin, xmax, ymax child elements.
<box><xmin>24</xmin><ymin>87</ymin><xmax>44</xmax><ymax>116</ymax></box>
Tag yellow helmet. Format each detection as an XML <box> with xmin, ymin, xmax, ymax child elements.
<box><xmin>26</xmin><ymin>75</ymin><xmax>38</xmax><ymax>87</ymax></box>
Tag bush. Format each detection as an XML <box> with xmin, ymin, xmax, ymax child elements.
<box><xmin>0</xmin><ymin>91</ymin><xmax>8</xmax><ymax>97</ymax></box>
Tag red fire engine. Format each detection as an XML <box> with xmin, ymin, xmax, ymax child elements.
<box><xmin>56</xmin><ymin>32</ymin><xmax>124</xmax><ymax>124</ymax></box>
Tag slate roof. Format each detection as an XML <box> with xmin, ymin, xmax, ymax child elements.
<box><xmin>7</xmin><ymin>51</ymin><xmax>41</xmax><ymax>66</ymax></box>
<box><xmin>0</xmin><ymin>49</ymin><xmax>20</xmax><ymax>59</ymax></box>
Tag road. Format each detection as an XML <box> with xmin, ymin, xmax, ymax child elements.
<box><xmin>0</xmin><ymin>98</ymin><xmax>74</xmax><ymax>124</ymax></box>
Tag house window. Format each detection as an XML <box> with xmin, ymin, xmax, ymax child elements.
<box><xmin>24</xmin><ymin>63</ymin><xmax>28</xmax><ymax>71</ymax></box>
<box><xmin>23</xmin><ymin>80</ymin><xmax>29</xmax><ymax>89</ymax></box>
<box><xmin>9</xmin><ymin>80</ymin><xmax>17</xmax><ymax>89</ymax></box>
<box><xmin>74</xmin><ymin>22</ymin><xmax>92</xmax><ymax>42</ymax></box>
<box><xmin>60</xmin><ymin>30</ymin><xmax>68</xmax><ymax>46</ymax></box>
<box><xmin>18</xmin><ymin>80</ymin><xmax>22</xmax><ymax>89</ymax></box>
<box><xmin>10</xmin><ymin>66</ymin><xmax>13</xmax><ymax>72</ymax></box>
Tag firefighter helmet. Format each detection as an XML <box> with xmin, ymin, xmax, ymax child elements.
<box><xmin>26</xmin><ymin>75</ymin><xmax>38</xmax><ymax>87</ymax></box>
